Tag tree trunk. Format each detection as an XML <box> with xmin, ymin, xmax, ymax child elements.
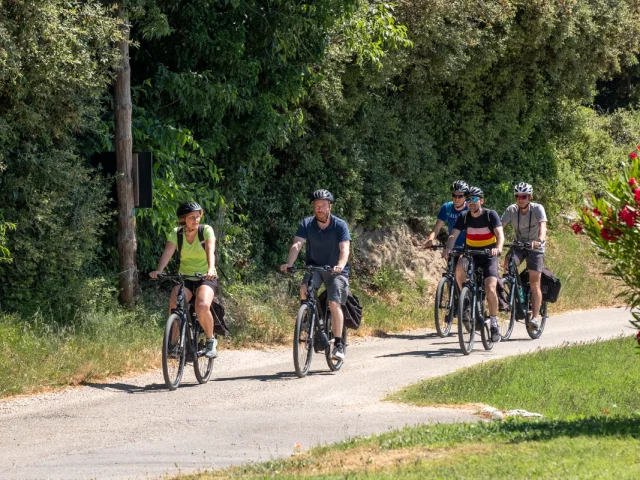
<box><xmin>114</xmin><ymin>3</ymin><xmax>137</xmax><ymax>306</ymax></box>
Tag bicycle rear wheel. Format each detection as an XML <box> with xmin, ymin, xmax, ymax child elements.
<box><xmin>326</xmin><ymin>313</ymin><xmax>346</xmax><ymax>372</ymax></box>
<box><xmin>293</xmin><ymin>304</ymin><xmax>313</xmax><ymax>378</ymax></box>
<box><xmin>458</xmin><ymin>287</ymin><xmax>475</xmax><ymax>355</ymax></box>
<box><xmin>527</xmin><ymin>301</ymin><xmax>548</xmax><ymax>339</ymax></box>
<box><xmin>193</xmin><ymin>323</ymin><xmax>214</xmax><ymax>384</ymax></box>
<box><xmin>434</xmin><ymin>277</ymin><xmax>454</xmax><ymax>337</ymax></box>
<box><xmin>162</xmin><ymin>314</ymin><xmax>186</xmax><ymax>391</ymax></box>
<box><xmin>498</xmin><ymin>279</ymin><xmax>516</xmax><ymax>340</ymax></box>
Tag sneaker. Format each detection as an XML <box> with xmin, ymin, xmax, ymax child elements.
<box><xmin>490</xmin><ymin>326</ymin><xmax>501</xmax><ymax>343</ymax></box>
<box><xmin>204</xmin><ymin>338</ymin><xmax>217</xmax><ymax>358</ymax></box>
<box><xmin>332</xmin><ymin>344</ymin><xmax>345</xmax><ymax>360</ymax></box>
<box><xmin>527</xmin><ymin>318</ymin><xmax>539</xmax><ymax>330</ymax></box>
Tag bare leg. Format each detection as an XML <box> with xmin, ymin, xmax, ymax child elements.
<box><xmin>529</xmin><ymin>270</ymin><xmax>542</xmax><ymax>319</ymax></box>
<box><xmin>328</xmin><ymin>300</ymin><xmax>344</xmax><ymax>338</ymax></box>
<box><xmin>485</xmin><ymin>277</ymin><xmax>498</xmax><ymax>317</ymax></box>
<box><xmin>194</xmin><ymin>285</ymin><xmax>215</xmax><ymax>338</ymax></box>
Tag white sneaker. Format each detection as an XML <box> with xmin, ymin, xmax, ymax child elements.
<box><xmin>332</xmin><ymin>345</ymin><xmax>345</xmax><ymax>360</ymax></box>
<box><xmin>204</xmin><ymin>338</ymin><xmax>217</xmax><ymax>358</ymax></box>
<box><xmin>527</xmin><ymin>318</ymin><xmax>540</xmax><ymax>330</ymax></box>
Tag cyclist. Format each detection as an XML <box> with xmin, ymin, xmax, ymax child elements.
<box><xmin>501</xmin><ymin>182</ymin><xmax>548</xmax><ymax>330</ymax></box>
<box><xmin>424</xmin><ymin>180</ymin><xmax>469</xmax><ymax>250</ymax></box>
<box><xmin>444</xmin><ymin>186</ymin><xmax>504</xmax><ymax>343</ymax></box>
<box><xmin>280</xmin><ymin>189</ymin><xmax>352</xmax><ymax>361</ymax></box>
<box><xmin>149</xmin><ymin>202</ymin><xmax>219</xmax><ymax>358</ymax></box>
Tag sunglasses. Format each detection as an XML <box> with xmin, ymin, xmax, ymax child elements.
<box><xmin>452</xmin><ymin>194</ymin><xmax>465</xmax><ymax>199</ymax></box>
<box><xmin>466</xmin><ymin>196</ymin><xmax>481</xmax><ymax>203</ymax></box>
<box><xmin>515</xmin><ymin>194</ymin><xmax>529</xmax><ymax>200</ymax></box>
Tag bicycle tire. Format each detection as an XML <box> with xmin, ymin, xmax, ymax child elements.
<box><xmin>527</xmin><ymin>301</ymin><xmax>548</xmax><ymax>339</ymax></box>
<box><xmin>498</xmin><ymin>279</ymin><xmax>516</xmax><ymax>340</ymax></box>
<box><xmin>434</xmin><ymin>277</ymin><xmax>454</xmax><ymax>337</ymax></box>
<box><xmin>293</xmin><ymin>304</ymin><xmax>313</xmax><ymax>378</ymax></box>
<box><xmin>480</xmin><ymin>314</ymin><xmax>494</xmax><ymax>351</ymax></box>
<box><xmin>326</xmin><ymin>313</ymin><xmax>346</xmax><ymax>372</ymax></box>
<box><xmin>458</xmin><ymin>286</ymin><xmax>475</xmax><ymax>355</ymax></box>
<box><xmin>162</xmin><ymin>313</ymin><xmax>186</xmax><ymax>391</ymax></box>
<box><xmin>193</xmin><ymin>322</ymin><xmax>214</xmax><ymax>384</ymax></box>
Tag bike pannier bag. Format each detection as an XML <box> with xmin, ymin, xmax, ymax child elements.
<box><xmin>317</xmin><ymin>290</ymin><xmax>363</xmax><ymax>330</ymax></box>
<box><xmin>540</xmin><ymin>267</ymin><xmax>561</xmax><ymax>303</ymax></box>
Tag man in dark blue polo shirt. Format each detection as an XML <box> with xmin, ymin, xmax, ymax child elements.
<box><xmin>280</xmin><ymin>189</ymin><xmax>352</xmax><ymax>360</ymax></box>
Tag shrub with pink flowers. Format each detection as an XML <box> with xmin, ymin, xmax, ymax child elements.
<box><xmin>573</xmin><ymin>149</ymin><xmax>640</xmax><ymax>345</ymax></box>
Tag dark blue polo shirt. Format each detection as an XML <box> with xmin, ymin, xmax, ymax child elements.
<box><xmin>295</xmin><ymin>215</ymin><xmax>352</xmax><ymax>276</ymax></box>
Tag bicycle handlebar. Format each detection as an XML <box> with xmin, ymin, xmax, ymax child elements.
<box><xmin>155</xmin><ymin>273</ymin><xmax>205</xmax><ymax>281</ymax></box>
<box><xmin>285</xmin><ymin>265</ymin><xmax>334</xmax><ymax>274</ymax></box>
<box><xmin>505</xmin><ymin>241</ymin><xmax>533</xmax><ymax>249</ymax></box>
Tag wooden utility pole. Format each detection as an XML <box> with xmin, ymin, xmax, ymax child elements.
<box><xmin>114</xmin><ymin>2</ymin><xmax>137</xmax><ymax>305</ymax></box>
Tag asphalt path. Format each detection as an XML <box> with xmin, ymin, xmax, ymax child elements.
<box><xmin>0</xmin><ymin>307</ymin><xmax>634</xmax><ymax>480</ymax></box>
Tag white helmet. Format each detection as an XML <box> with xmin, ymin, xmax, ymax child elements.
<box><xmin>514</xmin><ymin>182</ymin><xmax>533</xmax><ymax>195</ymax></box>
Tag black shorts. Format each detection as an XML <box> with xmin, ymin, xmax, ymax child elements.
<box><xmin>460</xmin><ymin>255</ymin><xmax>499</xmax><ymax>279</ymax></box>
<box><xmin>184</xmin><ymin>277</ymin><xmax>220</xmax><ymax>297</ymax></box>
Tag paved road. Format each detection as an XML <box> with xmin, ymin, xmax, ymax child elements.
<box><xmin>0</xmin><ymin>307</ymin><xmax>634</xmax><ymax>479</ymax></box>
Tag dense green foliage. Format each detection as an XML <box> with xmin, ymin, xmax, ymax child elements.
<box><xmin>2</xmin><ymin>0</ymin><xmax>640</xmax><ymax>320</ymax></box>
<box><xmin>0</xmin><ymin>0</ymin><xmax>120</xmax><ymax>315</ymax></box>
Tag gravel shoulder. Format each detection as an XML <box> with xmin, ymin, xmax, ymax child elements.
<box><xmin>0</xmin><ymin>307</ymin><xmax>634</xmax><ymax>480</ymax></box>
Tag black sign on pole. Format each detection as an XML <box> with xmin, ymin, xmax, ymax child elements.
<box><xmin>91</xmin><ymin>151</ymin><xmax>153</xmax><ymax>209</ymax></box>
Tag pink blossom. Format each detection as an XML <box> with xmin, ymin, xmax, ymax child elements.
<box><xmin>571</xmin><ymin>222</ymin><xmax>583</xmax><ymax>234</ymax></box>
<box><xmin>630</xmin><ymin>151</ymin><xmax>638</xmax><ymax>160</ymax></box>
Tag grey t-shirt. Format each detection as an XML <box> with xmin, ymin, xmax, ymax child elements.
<box><xmin>501</xmin><ymin>202</ymin><xmax>548</xmax><ymax>252</ymax></box>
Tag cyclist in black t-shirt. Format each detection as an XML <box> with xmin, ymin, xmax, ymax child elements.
<box><xmin>444</xmin><ymin>186</ymin><xmax>504</xmax><ymax>342</ymax></box>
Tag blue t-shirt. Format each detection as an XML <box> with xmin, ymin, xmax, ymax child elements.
<box><xmin>437</xmin><ymin>202</ymin><xmax>468</xmax><ymax>248</ymax></box>
<box><xmin>295</xmin><ymin>215</ymin><xmax>352</xmax><ymax>276</ymax></box>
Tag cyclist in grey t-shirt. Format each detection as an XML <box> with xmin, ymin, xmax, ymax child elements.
<box><xmin>501</xmin><ymin>182</ymin><xmax>548</xmax><ymax>330</ymax></box>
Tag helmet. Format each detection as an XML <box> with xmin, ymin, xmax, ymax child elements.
<box><xmin>514</xmin><ymin>182</ymin><xmax>533</xmax><ymax>195</ymax></box>
<box><xmin>466</xmin><ymin>186</ymin><xmax>484</xmax><ymax>198</ymax></box>
<box><xmin>176</xmin><ymin>201</ymin><xmax>203</xmax><ymax>218</ymax></box>
<box><xmin>311</xmin><ymin>189</ymin><xmax>334</xmax><ymax>203</ymax></box>
<box><xmin>450</xmin><ymin>180</ymin><xmax>469</xmax><ymax>194</ymax></box>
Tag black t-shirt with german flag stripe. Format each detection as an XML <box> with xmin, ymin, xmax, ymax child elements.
<box><xmin>453</xmin><ymin>209</ymin><xmax>501</xmax><ymax>250</ymax></box>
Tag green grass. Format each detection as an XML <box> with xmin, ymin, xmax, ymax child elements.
<box><xmin>0</xmin><ymin>307</ymin><xmax>161</xmax><ymax>397</ymax></box>
<box><xmin>392</xmin><ymin>336</ymin><xmax>640</xmax><ymax>419</ymax></box>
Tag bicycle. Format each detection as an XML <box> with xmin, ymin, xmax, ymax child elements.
<box><xmin>430</xmin><ymin>246</ymin><xmax>464</xmax><ymax>337</ymax></box>
<box><xmin>157</xmin><ymin>273</ymin><xmax>216</xmax><ymax>390</ymax></box>
<box><xmin>286</xmin><ymin>265</ymin><xmax>347</xmax><ymax>378</ymax></box>
<box><xmin>457</xmin><ymin>249</ymin><xmax>499</xmax><ymax>354</ymax></box>
<box><xmin>501</xmin><ymin>242</ymin><xmax>548</xmax><ymax>340</ymax></box>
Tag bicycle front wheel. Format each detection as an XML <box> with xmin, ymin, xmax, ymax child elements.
<box><xmin>435</xmin><ymin>277</ymin><xmax>454</xmax><ymax>337</ymax></box>
<box><xmin>162</xmin><ymin>314</ymin><xmax>186</xmax><ymax>391</ymax></box>
<box><xmin>528</xmin><ymin>301</ymin><xmax>548</xmax><ymax>339</ymax></box>
<box><xmin>193</xmin><ymin>323</ymin><xmax>214</xmax><ymax>384</ymax></box>
<box><xmin>458</xmin><ymin>287</ymin><xmax>475</xmax><ymax>355</ymax></box>
<box><xmin>293</xmin><ymin>304</ymin><xmax>313</xmax><ymax>378</ymax></box>
<box><xmin>498</xmin><ymin>279</ymin><xmax>516</xmax><ymax>340</ymax></box>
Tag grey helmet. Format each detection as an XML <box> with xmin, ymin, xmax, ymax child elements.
<box><xmin>311</xmin><ymin>189</ymin><xmax>334</xmax><ymax>203</ymax></box>
<box><xmin>176</xmin><ymin>201</ymin><xmax>203</xmax><ymax>218</ymax></box>
<box><xmin>450</xmin><ymin>180</ymin><xmax>469</xmax><ymax>194</ymax></box>
<box><xmin>514</xmin><ymin>182</ymin><xmax>533</xmax><ymax>195</ymax></box>
<box><xmin>466</xmin><ymin>186</ymin><xmax>484</xmax><ymax>198</ymax></box>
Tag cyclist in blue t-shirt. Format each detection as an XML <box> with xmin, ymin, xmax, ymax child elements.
<box><xmin>425</xmin><ymin>181</ymin><xmax>469</xmax><ymax>249</ymax></box>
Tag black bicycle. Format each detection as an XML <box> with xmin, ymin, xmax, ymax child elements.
<box><xmin>157</xmin><ymin>273</ymin><xmax>215</xmax><ymax>390</ymax></box>
<box><xmin>431</xmin><ymin>246</ymin><xmax>464</xmax><ymax>337</ymax></box>
<box><xmin>457</xmin><ymin>249</ymin><xmax>499</xmax><ymax>354</ymax></box>
<box><xmin>287</xmin><ymin>265</ymin><xmax>347</xmax><ymax>378</ymax></box>
<box><xmin>501</xmin><ymin>242</ymin><xmax>548</xmax><ymax>340</ymax></box>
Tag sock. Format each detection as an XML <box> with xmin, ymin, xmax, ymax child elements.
<box><xmin>490</xmin><ymin>316</ymin><xmax>498</xmax><ymax>328</ymax></box>
<box><xmin>334</xmin><ymin>337</ymin><xmax>342</xmax><ymax>347</ymax></box>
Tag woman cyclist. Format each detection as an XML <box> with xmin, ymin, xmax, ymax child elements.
<box><xmin>149</xmin><ymin>202</ymin><xmax>219</xmax><ymax>358</ymax></box>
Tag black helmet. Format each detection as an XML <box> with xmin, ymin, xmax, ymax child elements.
<box><xmin>176</xmin><ymin>202</ymin><xmax>203</xmax><ymax>218</ymax></box>
<box><xmin>466</xmin><ymin>186</ymin><xmax>484</xmax><ymax>198</ymax></box>
<box><xmin>311</xmin><ymin>189</ymin><xmax>334</xmax><ymax>203</ymax></box>
<box><xmin>450</xmin><ymin>180</ymin><xmax>469</xmax><ymax>194</ymax></box>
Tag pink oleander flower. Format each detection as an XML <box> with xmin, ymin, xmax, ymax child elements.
<box><xmin>592</xmin><ymin>208</ymin><xmax>601</xmax><ymax>216</ymax></box>
<box><xmin>618</xmin><ymin>206</ymin><xmax>638</xmax><ymax>228</ymax></box>
<box><xmin>630</xmin><ymin>178</ymin><xmax>637</xmax><ymax>187</ymax></box>
<box><xmin>631</xmin><ymin>151</ymin><xmax>638</xmax><ymax>159</ymax></box>
<box><xmin>636</xmin><ymin>330</ymin><xmax>640</xmax><ymax>346</ymax></box>
<box><xmin>600</xmin><ymin>227</ymin><xmax>622</xmax><ymax>241</ymax></box>
<box><xmin>571</xmin><ymin>222</ymin><xmax>583</xmax><ymax>234</ymax></box>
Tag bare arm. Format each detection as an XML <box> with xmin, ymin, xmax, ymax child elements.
<box><xmin>444</xmin><ymin>229</ymin><xmax>462</xmax><ymax>258</ymax></box>
<box><xmin>492</xmin><ymin>226</ymin><xmax>504</xmax><ymax>257</ymax></box>
<box><xmin>204</xmin><ymin>237</ymin><xmax>217</xmax><ymax>279</ymax></box>
<box><xmin>533</xmin><ymin>221</ymin><xmax>547</xmax><ymax>249</ymax></box>
<box><xmin>425</xmin><ymin>219</ymin><xmax>445</xmax><ymax>247</ymax></box>
<box><xmin>149</xmin><ymin>242</ymin><xmax>177</xmax><ymax>278</ymax></box>
<box><xmin>334</xmin><ymin>240</ymin><xmax>350</xmax><ymax>274</ymax></box>
<box><xmin>280</xmin><ymin>236</ymin><xmax>305</xmax><ymax>272</ymax></box>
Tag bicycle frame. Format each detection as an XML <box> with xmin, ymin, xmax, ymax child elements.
<box><xmin>461</xmin><ymin>251</ymin><xmax>488</xmax><ymax>327</ymax></box>
<box><xmin>290</xmin><ymin>265</ymin><xmax>332</xmax><ymax>350</ymax></box>
<box><xmin>503</xmin><ymin>243</ymin><xmax>532</xmax><ymax>322</ymax></box>
<box><xmin>161</xmin><ymin>274</ymin><xmax>204</xmax><ymax>360</ymax></box>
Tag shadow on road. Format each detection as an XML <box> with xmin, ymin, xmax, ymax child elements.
<box><xmin>81</xmin><ymin>381</ymin><xmax>197</xmax><ymax>394</ymax></box>
<box><xmin>214</xmin><ymin>370</ymin><xmax>334</xmax><ymax>382</ymax></box>
<box><xmin>377</xmin><ymin>348</ymin><xmax>462</xmax><ymax>359</ymax></box>
<box><xmin>376</xmin><ymin>332</ymin><xmax>441</xmax><ymax>340</ymax></box>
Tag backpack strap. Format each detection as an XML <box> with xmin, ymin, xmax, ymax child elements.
<box><xmin>176</xmin><ymin>226</ymin><xmax>184</xmax><ymax>271</ymax></box>
<box><xmin>198</xmin><ymin>224</ymin><xmax>205</xmax><ymax>247</ymax></box>
<box><xmin>464</xmin><ymin>209</ymin><xmax>496</xmax><ymax>237</ymax></box>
